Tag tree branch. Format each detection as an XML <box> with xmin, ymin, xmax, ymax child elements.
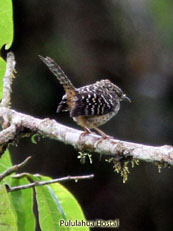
<box><xmin>0</xmin><ymin>52</ymin><xmax>173</xmax><ymax>167</ymax></box>
<box><xmin>0</xmin><ymin>156</ymin><xmax>31</xmax><ymax>181</ymax></box>
<box><xmin>6</xmin><ymin>174</ymin><xmax>94</xmax><ymax>192</ymax></box>
<box><xmin>0</xmin><ymin>107</ymin><xmax>173</xmax><ymax>165</ymax></box>
<box><xmin>0</xmin><ymin>124</ymin><xmax>16</xmax><ymax>144</ymax></box>
<box><xmin>1</xmin><ymin>52</ymin><xmax>15</xmax><ymax>108</ymax></box>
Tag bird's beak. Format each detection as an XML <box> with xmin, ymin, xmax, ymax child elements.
<box><xmin>122</xmin><ymin>94</ymin><xmax>131</xmax><ymax>103</ymax></box>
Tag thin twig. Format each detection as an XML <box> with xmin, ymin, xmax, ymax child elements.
<box><xmin>6</xmin><ymin>174</ymin><xmax>94</xmax><ymax>192</ymax></box>
<box><xmin>1</xmin><ymin>52</ymin><xmax>16</xmax><ymax>108</ymax></box>
<box><xmin>0</xmin><ymin>156</ymin><xmax>31</xmax><ymax>181</ymax></box>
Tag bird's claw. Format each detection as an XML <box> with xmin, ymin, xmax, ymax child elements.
<box><xmin>96</xmin><ymin>135</ymin><xmax>114</xmax><ymax>146</ymax></box>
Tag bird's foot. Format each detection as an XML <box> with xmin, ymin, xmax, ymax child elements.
<box><xmin>96</xmin><ymin>134</ymin><xmax>114</xmax><ymax>147</ymax></box>
<box><xmin>79</xmin><ymin>127</ymin><xmax>92</xmax><ymax>140</ymax></box>
<box><xmin>80</xmin><ymin>130</ymin><xmax>90</xmax><ymax>138</ymax></box>
<box><xmin>101</xmin><ymin>134</ymin><xmax>113</xmax><ymax>140</ymax></box>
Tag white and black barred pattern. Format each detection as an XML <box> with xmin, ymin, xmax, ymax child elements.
<box><xmin>39</xmin><ymin>55</ymin><xmax>75</xmax><ymax>91</ymax></box>
<box><xmin>70</xmin><ymin>80</ymin><xmax>123</xmax><ymax>117</ymax></box>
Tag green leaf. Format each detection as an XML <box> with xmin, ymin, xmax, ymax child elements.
<box><xmin>49</xmin><ymin>181</ymin><xmax>89</xmax><ymax>231</ymax></box>
<box><xmin>35</xmin><ymin>181</ymin><xmax>68</xmax><ymax>231</ymax></box>
<box><xmin>31</xmin><ymin>134</ymin><xmax>38</xmax><ymax>144</ymax></box>
<box><xmin>0</xmin><ymin>152</ymin><xmax>35</xmax><ymax>230</ymax></box>
<box><xmin>0</xmin><ymin>0</ymin><xmax>13</xmax><ymax>50</ymax></box>
<box><xmin>0</xmin><ymin>0</ymin><xmax>14</xmax><ymax>98</ymax></box>
<box><xmin>0</xmin><ymin>149</ymin><xmax>12</xmax><ymax>171</ymax></box>
<box><xmin>0</xmin><ymin>184</ymin><xmax>17</xmax><ymax>231</ymax></box>
<box><xmin>0</xmin><ymin>149</ymin><xmax>13</xmax><ymax>185</ymax></box>
<box><xmin>37</xmin><ymin>176</ymin><xmax>89</xmax><ymax>231</ymax></box>
<box><xmin>9</xmin><ymin>178</ymin><xmax>36</xmax><ymax>231</ymax></box>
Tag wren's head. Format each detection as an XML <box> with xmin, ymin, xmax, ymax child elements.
<box><xmin>98</xmin><ymin>79</ymin><xmax>131</xmax><ymax>103</ymax></box>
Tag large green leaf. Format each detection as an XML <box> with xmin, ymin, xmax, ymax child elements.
<box><xmin>49</xmin><ymin>181</ymin><xmax>89</xmax><ymax>231</ymax></box>
<box><xmin>35</xmin><ymin>181</ymin><xmax>68</xmax><ymax>231</ymax></box>
<box><xmin>0</xmin><ymin>152</ymin><xmax>35</xmax><ymax>230</ymax></box>
<box><xmin>0</xmin><ymin>184</ymin><xmax>17</xmax><ymax>231</ymax></box>
<box><xmin>0</xmin><ymin>0</ymin><xmax>13</xmax><ymax>98</ymax></box>
<box><xmin>36</xmin><ymin>176</ymin><xmax>89</xmax><ymax>231</ymax></box>
<box><xmin>10</xmin><ymin>178</ymin><xmax>36</xmax><ymax>231</ymax></box>
<box><xmin>0</xmin><ymin>149</ymin><xmax>13</xmax><ymax>185</ymax></box>
<box><xmin>0</xmin><ymin>149</ymin><xmax>12</xmax><ymax>171</ymax></box>
<box><xmin>0</xmin><ymin>0</ymin><xmax>13</xmax><ymax>50</ymax></box>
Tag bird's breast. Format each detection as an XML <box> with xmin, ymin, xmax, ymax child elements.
<box><xmin>73</xmin><ymin>103</ymin><xmax>120</xmax><ymax>128</ymax></box>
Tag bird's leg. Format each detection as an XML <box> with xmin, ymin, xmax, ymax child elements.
<box><xmin>82</xmin><ymin>126</ymin><xmax>91</xmax><ymax>135</ymax></box>
<box><xmin>93</xmin><ymin>127</ymin><xmax>111</xmax><ymax>139</ymax></box>
<box><xmin>75</xmin><ymin>116</ymin><xmax>93</xmax><ymax>138</ymax></box>
<box><xmin>79</xmin><ymin>126</ymin><xmax>92</xmax><ymax>140</ymax></box>
<box><xmin>93</xmin><ymin>126</ymin><xmax>114</xmax><ymax>149</ymax></box>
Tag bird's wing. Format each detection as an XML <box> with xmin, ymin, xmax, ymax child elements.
<box><xmin>70</xmin><ymin>91</ymin><xmax>117</xmax><ymax>117</ymax></box>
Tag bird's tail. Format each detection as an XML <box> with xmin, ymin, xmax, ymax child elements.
<box><xmin>39</xmin><ymin>55</ymin><xmax>75</xmax><ymax>93</ymax></box>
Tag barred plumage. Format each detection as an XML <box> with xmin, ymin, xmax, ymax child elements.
<box><xmin>39</xmin><ymin>56</ymin><xmax>76</xmax><ymax>106</ymax></box>
<box><xmin>39</xmin><ymin>55</ymin><xmax>131</xmax><ymax>137</ymax></box>
<box><xmin>39</xmin><ymin>56</ymin><xmax>74</xmax><ymax>90</ymax></box>
<box><xmin>71</xmin><ymin>80</ymin><xmax>122</xmax><ymax>117</ymax></box>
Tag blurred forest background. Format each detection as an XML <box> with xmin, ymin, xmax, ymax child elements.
<box><xmin>5</xmin><ymin>0</ymin><xmax>173</xmax><ymax>230</ymax></box>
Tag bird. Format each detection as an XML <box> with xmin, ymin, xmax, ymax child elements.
<box><xmin>39</xmin><ymin>55</ymin><xmax>131</xmax><ymax>138</ymax></box>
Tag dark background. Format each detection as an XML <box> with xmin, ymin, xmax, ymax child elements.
<box><xmin>8</xmin><ymin>0</ymin><xmax>173</xmax><ymax>230</ymax></box>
